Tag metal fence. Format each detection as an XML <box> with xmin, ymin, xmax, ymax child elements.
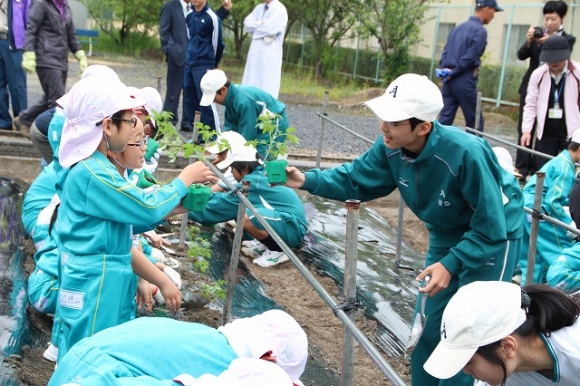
<box><xmin>224</xmin><ymin>3</ymin><xmax>580</xmax><ymax>107</ymax></box>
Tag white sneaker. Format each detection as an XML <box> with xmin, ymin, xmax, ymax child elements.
<box><xmin>241</xmin><ymin>240</ymin><xmax>268</xmax><ymax>259</ymax></box>
<box><xmin>43</xmin><ymin>342</ymin><xmax>58</xmax><ymax>362</ymax></box>
<box><xmin>226</xmin><ymin>220</ymin><xmax>236</xmax><ymax>228</ymax></box>
<box><xmin>242</xmin><ymin>239</ymin><xmax>263</xmax><ymax>248</ymax></box>
<box><xmin>253</xmin><ymin>250</ymin><xmax>289</xmax><ymax>267</ymax></box>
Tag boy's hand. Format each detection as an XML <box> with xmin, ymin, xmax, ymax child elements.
<box><xmin>284</xmin><ymin>166</ymin><xmax>306</xmax><ymax>189</ymax></box>
<box><xmin>416</xmin><ymin>262</ymin><xmax>451</xmax><ymax>296</ymax></box>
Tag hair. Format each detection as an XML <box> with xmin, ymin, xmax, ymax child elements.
<box><xmin>110</xmin><ymin>110</ymin><xmax>125</xmax><ymax>129</ymax></box>
<box><xmin>216</xmin><ymin>80</ymin><xmax>232</xmax><ymax>95</ymax></box>
<box><xmin>568</xmin><ymin>140</ymin><xmax>580</xmax><ymax>151</ymax></box>
<box><xmin>475</xmin><ymin>284</ymin><xmax>579</xmax><ymax>386</ymax></box>
<box><xmin>230</xmin><ymin>152</ymin><xmax>263</xmax><ymax>175</ymax></box>
<box><xmin>409</xmin><ymin>117</ymin><xmax>425</xmax><ymax>131</ymax></box>
<box><xmin>543</xmin><ymin>1</ymin><xmax>568</xmax><ymax>18</ymax></box>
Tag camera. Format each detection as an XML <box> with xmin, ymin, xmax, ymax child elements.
<box><xmin>533</xmin><ymin>27</ymin><xmax>544</xmax><ymax>39</ymax></box>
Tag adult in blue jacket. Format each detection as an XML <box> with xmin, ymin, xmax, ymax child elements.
<box><xmin>199</xmin><ymin>69</ymin><xmax>289</xmax><ymax>161</ymax></box>
<box><xmin>519</xmin><ymin>135</ymin><xmax>580</xmax><ymax>285</ymax></box>
<box><xmin>437</xmin><ymin>0</ymin><xmax>502</xmax><ymax>132</ymax></box>
<box><xmin>183</xmin><ymin>0</ymin><xmax>224</xmax><ymax>132</ymax></box>
<box><xmin>159</xmin><ymin>0</ymin><xmax>230</xmax><ymax>130</ymax></box>
<box><xmin>0</xmin><ymin>0</ymin><xmax>30</xmax><ymax>131</ymax></box>
<box><xmin>284</xmin><ymin>73</ymin><xmax>524</xmax><ymax>386</ymax></box>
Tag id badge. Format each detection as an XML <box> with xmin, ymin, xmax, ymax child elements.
<box><xmin>548</xmin><ymin>107</ymin><xmax>563</xmax><ymax>119</ymax></box>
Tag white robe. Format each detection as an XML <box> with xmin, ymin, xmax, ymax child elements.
<box><xmin>241</xmin><ymin>0</ymin><xmax>288</xmax><ymax>99</ymax></box>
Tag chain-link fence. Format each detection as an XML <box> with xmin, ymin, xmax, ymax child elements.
<box><xmin>224</xmin><ymin>3</ymin><xmax>579</xmax><ymax>107</ymax></box>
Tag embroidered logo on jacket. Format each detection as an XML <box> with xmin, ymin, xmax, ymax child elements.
<box><xmin>398</xmin><ymin>178</ymin><xmax>409</xmax><ymax>187</ymax></box>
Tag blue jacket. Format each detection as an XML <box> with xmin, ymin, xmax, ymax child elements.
<box><xmin>440</xmin><ymin>16</ymin><xmax>487</xmax><ymax>80</ymax></box>
<box><xmin>185</xmin><ymin>3</ymin><xmax>224</xmax><ymax>68</ymax></box>
<box><xmin>302</xmin><ymin>122</ymin><xmax>524</xmax><ymax>276</ymax></box>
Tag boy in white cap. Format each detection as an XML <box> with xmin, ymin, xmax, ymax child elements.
<box><xmin>284</xmin><ymin>73</ymin><xmax>524</xmax><ymax>386</ymax></box>
<box><xmin>53</xmin><ymin>76</ymin><xmax>213</xmax><ymax>361</ymax></box>
<box><xmin>48</xmin><ymin>309</ymin><xmax>307</xmax><ymax>385</ymax></box>
<box><xmin>190</xmin><ymin>140</ymin><xmax>307</xmax><ymax>267</ymax></box>
<box><xmin>199</xmin><ymin>69</ymin><xmax>289</xmax><ymax>161</ymax></box>
<box><xmin>424</xmin><ymin>281</ymin><xmax>580</xmax><ymax>385</ymax></box>
<box><xmin>519</xmin><ymin>129</ymin><xmax>580</xmax><ymax>285</ymax></box>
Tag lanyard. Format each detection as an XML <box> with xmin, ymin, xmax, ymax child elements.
<box><xmin>553</xmin><ymin>75</ymin><xmax>566</xmax><ymax>106</ymax></box>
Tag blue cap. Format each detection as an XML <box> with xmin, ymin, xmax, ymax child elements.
<box><xmin>476</xmin><ymin>0</ymin><xmax>503</xmax><ymax>11</ymax></box>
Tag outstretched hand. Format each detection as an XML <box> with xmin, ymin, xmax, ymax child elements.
<box><xmin>284</xmin><ymin>166</ymin><xmax>306</xmax><ymax>189</ymax></box>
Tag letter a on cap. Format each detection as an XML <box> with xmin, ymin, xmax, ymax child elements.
<box><xmin>388</xmin><ymin>86</ymin><xmax>398</xmax><ymax>98</ymax></box>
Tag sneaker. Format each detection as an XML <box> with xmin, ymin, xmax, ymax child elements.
<box><xmin>253</xmin><ymin>250</ymin><xmax>289</xmax><ymax>267</ymax></box>
<box><xmin>13</xmin><ymin>116</ymin><xmax>30</xmax><ymax>138</ymax></box>
<box><xmin>43</xmin><ymin>343</ymin><xmax>58</xmax><ymax>362</ymax></box>
<box><xmin>241</xmin><ymin>241</ymin><xmax>267</xmax><ymax>259</ymax></box>
<box><xmin>242</xmin><ymin>239</ymin><xmax>263</xmax><ymax>248</ymax></box>
<box><xmin>226</xmin><ymin>220</ymin><xmax>237</xmax><ymax>228</ymax></box>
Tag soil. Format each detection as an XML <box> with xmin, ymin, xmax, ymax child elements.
<box><xmin>6</xmin><ymin>189</ymin><xmax>427</xmax><ymax>386</ymax></box>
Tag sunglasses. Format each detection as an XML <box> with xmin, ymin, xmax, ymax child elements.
<box><xmin>126</xmin><ymin>135</ymin><xmax>149</xmax><ymax>150</ymax></box>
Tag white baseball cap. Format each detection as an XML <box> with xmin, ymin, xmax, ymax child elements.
<box><xmin>200</xmin><ymin>69</ymin><xmax>228</xmax><ymax>106</ymax></box>
<box><xmin>363</xmin><ymin>73</ymin><xmax>443</xmax><ymax>122</ymax></box>
<box><xmin>206</xmin><ymin>131</ymin><xmax>247</xmax><ymax>154</ymax></box>
<box><xmin>215</xmin><ymin>141</ymin><xmax>262</xmax><ymax>170</ymax></box>
<box><xmin>81</xmin><ymin>64</ymin><xmax>121</xmax><ymax>82</ymax></box>
<box><xmin>424</xmin><ymin>281</ymin><xmax>527</xmax><ymax>380</ymax></box>
<box><xmin>218</xmin><ymin>310</ymin><xmax>308</xmax><ymax>382</ymax></box>
<box><xmin>493</xmin><ymin>147</ymin><xmax>522</xmax><ymax>178</ymax></box>
<box><xmin>571</xmin><ymin>128</ymin><xmax>580</xmax><ymax>144</ymax></box>
<box><xmin>57</xmin><ymin>78</ymin><xmax>146</xmax><ymax>168</ymax></box>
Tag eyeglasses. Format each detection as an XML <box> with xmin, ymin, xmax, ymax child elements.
<box><xmin>96</xmin><ymin>117</ymin><xmax>138</xmax><ymax>129</ymax></box>
<box><xmin>384</xmin><ymin>121</ymin><xmax>410</xmax><ymax>129</ymax></box>
<box><xmin>112</xmin><ymin>117</ymin><xmax>138</xmax><ymax>128</ymax></box>
<box><xmin>126</xmin><ymin>135</ymin><xmax>149</xmax><ymax>150</ymax></box>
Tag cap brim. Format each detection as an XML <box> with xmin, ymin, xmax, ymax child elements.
<box><xmin>216</xmin><ymin>158</ymin><xmax>233</xmax><ymax>170</ymax></box>
<box><xmin>362</xmin><ymin>94</ymin><xmax>413</xmax><ymax>122</ymax></box>
<box><xmin>200</xmin><ymin>92</ymin><xmax>216</xmax><ymax>107</ymax></box>
<box><xmin>423</xmin><ymin>343</ymin><xmax>477</xmax><ymax>380</ymax></box>
<box><xmin>494</xmin><ymin>6</ymin><xmax>503</xmax><ymax>11</ymax></box>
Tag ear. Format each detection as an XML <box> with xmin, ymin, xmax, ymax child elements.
<box><xmin>416</xmin><ymin>121</ymin><xmax>433</xmax><ymax>137</ymax></box>
<box><xmin>102</xmin><ymin>117</ymin><xmax>115</xmax><ymax>137</ymax></box>
<box><xmin>500</xmin><ymin>336</ymin><xmax>518</xmax><ymax>359</ymax></box>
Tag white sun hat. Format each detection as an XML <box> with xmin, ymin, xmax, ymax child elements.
<box><xmin>363</xmin><ymin>73</ymin><xmax>443</xmax><ymax>123</ymax></box>
<box><xmin>206</xmin><ymin>131</ymin><xmax>247</xmax><ymax>154</ymax></box>
<box><xmin>57</xmin><ymin>78</ymin><xmax>146</xmax><ymax>168</ymax></box>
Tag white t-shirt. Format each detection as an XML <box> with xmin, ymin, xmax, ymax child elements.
<box><xmin>476</xmin><ymin>318</ymin><xmax>580</xmax><ymax>385</ymax></box>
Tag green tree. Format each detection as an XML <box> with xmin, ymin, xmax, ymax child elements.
<box><xmin>80</xmin><ymin>0</ymin><xmax>164</xmax><ymax>45</ymax></box>
<box><xmin>359</xmin><ymin>0</ymin><xmax>437</xmax><ymax>83</ymax></box>
<box><xmin>286</xmin><ymin>0</ymin><xmax>363</xmax><ymax>81</ymax></box>
<box><xmin>209</xmin><ymin>0</ymin><xmax>255</xmax><ymax>60</ymax></box>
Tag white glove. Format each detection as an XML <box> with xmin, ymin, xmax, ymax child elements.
<box><xmin>149</xmin><ymin>247</ymin><xmax>167</xmax><ymax>263</ymax></box>
<box><xmin>163</xmin><ymin>266</ymin><xmax>182</xmax><ymax>289</ymax></box>
<box><xmin>143</xmin><ymin>158</ymin><xmax>159</xmax><ymax>174</ymax></box>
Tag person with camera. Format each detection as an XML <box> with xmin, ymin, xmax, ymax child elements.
<box><xmin>515</xmin><ymin>0</ymin><xmax>575</xmax><ymax>181</ymax></box>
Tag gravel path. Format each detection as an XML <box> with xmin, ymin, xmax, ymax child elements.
<box><xmin>22</xmin><ymin>55</ymin><xmax>517</xmax><ymax>162</ymax></box>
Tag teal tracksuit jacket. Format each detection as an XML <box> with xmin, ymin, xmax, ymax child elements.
<box><xmin>48</xmin><ymin>317</ymin><xmax>237</xmax><ymax>386</ymax></box>
<box><xmin>55</xmin><ymin>151</ymin><xmax>188</xmax><ymax>361</ymax></box>
<box><xmin>223</xmin><ymin>83</ymin><xmax>289</xmax><ymax>161</ymax></box>
<box><xmin>301</xmin><ymin>121</ymin><xmax>524</xmax><ymax>386</ymax></box>
<box><xmin>189</xmin><ymin>166</ymin><xmax>307</xmax><ymax>247</ymax></box>
<box><xmin>520</xmin><ymin>150</ymin><xmax>576</xmax><ymax>284</ymax></box>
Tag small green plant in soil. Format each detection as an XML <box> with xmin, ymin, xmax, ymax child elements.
<box><xmin>201</xmin><ymin>279</ymin><xmax>226</xmax><ymax>301</ymax></box>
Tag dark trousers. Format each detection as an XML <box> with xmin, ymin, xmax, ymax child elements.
<box><xmin>19</xmin><ymin>67</ymin><xmax>66</xmax><ymax>126</ymax></box>
<box><xmin>183</xmin><ymin>66</ymin><xmax>218</xmax><ymax>132</ymax></box>
<box><xmin>163</xmin><ymin>59</ymin><xmax>189</xmax><ymax>130</ymax></box>
<box><xmin>515</xmin><ymin>93</ymin><xmax>536</xmax><ymax>177</ymax></box>
<box><xmin>439</xmin><ymin>71</ymin><xmax>484</xmax><ymax>131</ymax></box>
<box><xmin>0</xmin><ymin>40</ymin><xmax>27</xmax><ymax>128</ymax></box>
<box><xmin>534</xmin><ymin>128</ymin><xmax>568</xmax><ymax>170</ymax></box>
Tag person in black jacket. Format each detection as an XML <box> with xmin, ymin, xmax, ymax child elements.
<box><xmin>515</xmin><ymin>0</ymin><xmax>575</xmax><ymax>180</ymax></box>
<box><xmin>159</xmin><ymin>0</ymin><xmax>231</xmax><ymax>131</ymax></box>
